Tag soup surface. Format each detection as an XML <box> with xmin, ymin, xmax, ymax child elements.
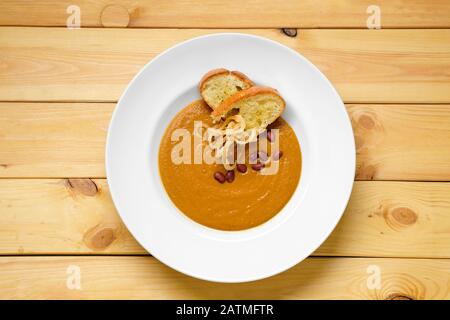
<box><xmin>159</xmin><ymin>99</ymin><xmax>301</xmax><ymax>231</ymax></box>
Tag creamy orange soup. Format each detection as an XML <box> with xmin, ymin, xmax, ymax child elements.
<box><xmin>159</xmin><ymin>99</ymin><xmax>301</xmax><ymax>231</ymax></box>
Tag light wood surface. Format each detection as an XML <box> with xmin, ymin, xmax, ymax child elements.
<box><xmin>0</xmin><ymin>28</ymin><xmax>449</xmax><ymax>103</ymax></box>
<box><xmin>1</xmin><ymin>0</ymin><xmax>449</xmax><ymax>28</ymax></box>
<box><xmin>0</xmin><ymin>103</ymin><xmax>111</xmax><ymax>178</ymax></box>
<box><xmin>2</xmin><ymin>103</ymin><xmax>450</xmax><ymax>180</ymax></box>
<box><xmin>0</xmin><ymin>1</ymin><xmax>449</xmax><ymax>300</ymax></box>
<box><xmin>1</xmin><ymin>256</ymin><xmax>449</xmax><ymax>299</ymax></box>
<box><xmin>0</xmin><ymin>179</ymin><xmax>142</xmax><ymax>255</ymax></box>
<box><xmin>349</xmin><ymin>104</ymin><xmax>450</xmax><ymax>181</ymax></box>
<box><xmin>1</xmin><ymin>179</ymin><xmax>449</xmax><ymax>258</ymax></box>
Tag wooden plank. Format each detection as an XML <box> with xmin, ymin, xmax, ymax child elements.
<box><xmin>2</xmin><ymin>103</ymin><xmax>450</xmax><ymax>180</ymax></box>
<box><xmin>0</xmin><ymin>28</ymin><xmax>449</xmax><ymax>103</ymax></box>
<box><xmin>0</xmin><ymin>103</ymin><xmax>112</xmax><ymax>178</ymax></box>
<box><xmin>1</xmin><ymin>179</ymin><xmax>450</xmax><ymax>258</ymax></box>
<box><xmin>1</xmin><ymin>1</ymin><xmax>449</xmax><ymax>28</ymax></box>
<box><xmin>319</xmin><ymin>181</ymin><xmax>450</xmax><ymax>257</ymax></box>
<box><xmin>349</xmin><ymin>105</ymin><xmax>450</xmax><ymax>181</ymax></box>
<box><xmin>0</xmin><ymin>179</ymin><xmax>144</xmax><ymax>254</ymax></box>
<box><xmin>0</xmin><ymin>256</ymin><xmax>449</xmax><ymax>299</ymax></box>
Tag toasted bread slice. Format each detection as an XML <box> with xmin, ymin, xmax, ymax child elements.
<box><xmin>199</xmin><ymin>68</ymin><xmax>253</xmax><ymax>110</ymax></box>
<box><xmin>211</xmin><ymin>86</ymin><xmax>285</xmax><ymax>129</ymax></box>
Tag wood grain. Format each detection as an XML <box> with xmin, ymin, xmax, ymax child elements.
<box><xmin>2</xmin><ymin>103</ymin><xmax>450</xmax><ymax>180</ymax></box>
<box><xmin>319</xmin><ymin>181</ymin><xmax>450</xmax><ymax>257</ymax></box>
<box><xmin>349</xmin><ymin>105</ymin><xmax>450</xmax><ymax>181</ymax></box>
<box><xmin>1</xmin><ymin>1</ymin><xmax>449</xmax><ymax>28</ymax></box>
<box><xmin>0</xmin><ymin>103</ymin><xmax>111</xmax><ymax>177</ymax></box>
<box><xmin>1</xmin><ymin>256</ymin><xmax>449</xmax><ymax>299</ymax></box>
<box><xmin>0</xmin><ymin>28</ymin><xmax>449</xmax><ymax>103</ymax></box>
<box><xmin>1</xmin><ymin>179</ymin><xmax>450</xmax><ymax>258</ymax></box>
<box><xmin>1</xmin><ymin>0</ymin><xmax>448</xmax><ymax>301</ymax></box>
<box><xmin>0</xmin><ymin>179</ymin><xmax>142</xmax><ymax>254</ymax></box>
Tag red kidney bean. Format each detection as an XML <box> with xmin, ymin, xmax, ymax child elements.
<box><xmin>236</xmin><ymin>164</ymin><xmax>247</xmax><ymax>173</ymax></box>
<box><xmin>214</xmin><ymin>171</ymin><xmax>226</xmax><ymax>183</ymax></box>
<box><xmin>272</xmin><ymin>150</ymin><xmax>283</xmax><ymax>161</ymax></box>
<box><xmin>225</xmin><ymin>170</ymin><xmax>235</xmax><ymax>183</ymax></box>
<box><xmin>252</xmin><ymin>163</ymin><xmax>265</xmax><ymax>171</ymax></box>
<box><xmin>258</xmin><ymin>151</ymin><xmax>268</xmax><ymax>162</ymax></box>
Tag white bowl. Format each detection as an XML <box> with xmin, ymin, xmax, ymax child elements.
<box><xmin>106</xmin><ymin>33</ymin><xmax>355</xmax><ymax>283</ymax></box>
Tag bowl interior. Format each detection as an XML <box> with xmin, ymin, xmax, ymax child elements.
<box><xmin>150</xmin><ymin>84</ymin><xmax>314</xmax><ymax>239</ymax></box>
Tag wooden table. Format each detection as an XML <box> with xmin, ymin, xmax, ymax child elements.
<box><xmin>0</xmin><ymin>0</ymin><xmax>450</xmax><ymax>300</ymax></box>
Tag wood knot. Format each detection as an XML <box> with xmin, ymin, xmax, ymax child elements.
<box><xmin>357</xmin><ymin>164</ymin><xmax>376</xmax><ymax>180</ymax></box>
<box><xmin>390</xmin><ymin>207</ymin><xmax>417</xmax><ymax>226</ymax></box>
<box><xmin>101</xmin><ymin>5</ymin><xmax>130</xmax><ymax>27</ymax></box>
<box><xmin>281</xmin><ymin>28</ymin><xmax>297</xmax><ymax>37</ymax></box>
<box><xmin>384</xmin><ymin>207</ymin><xmax>417</xmax><ymax>230</ymax></box>
<box><xmin>358</xmin><ymin>114</ymin><xmax>375</xmax><ymax>130</ymax></box>
<box><xmin>66</xmin><ymin>179</ymin><xmax>98</xmax><ymax>197</ymax></box>
<box><xmin>84</xmin><ymin>226</ymin><xmax>116</xmax><ymax>251</ymax></box>
<box><xmin>385</xmin><ymin>293</ymin><xmax>414</xmax><ymax>300</ymax></box>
